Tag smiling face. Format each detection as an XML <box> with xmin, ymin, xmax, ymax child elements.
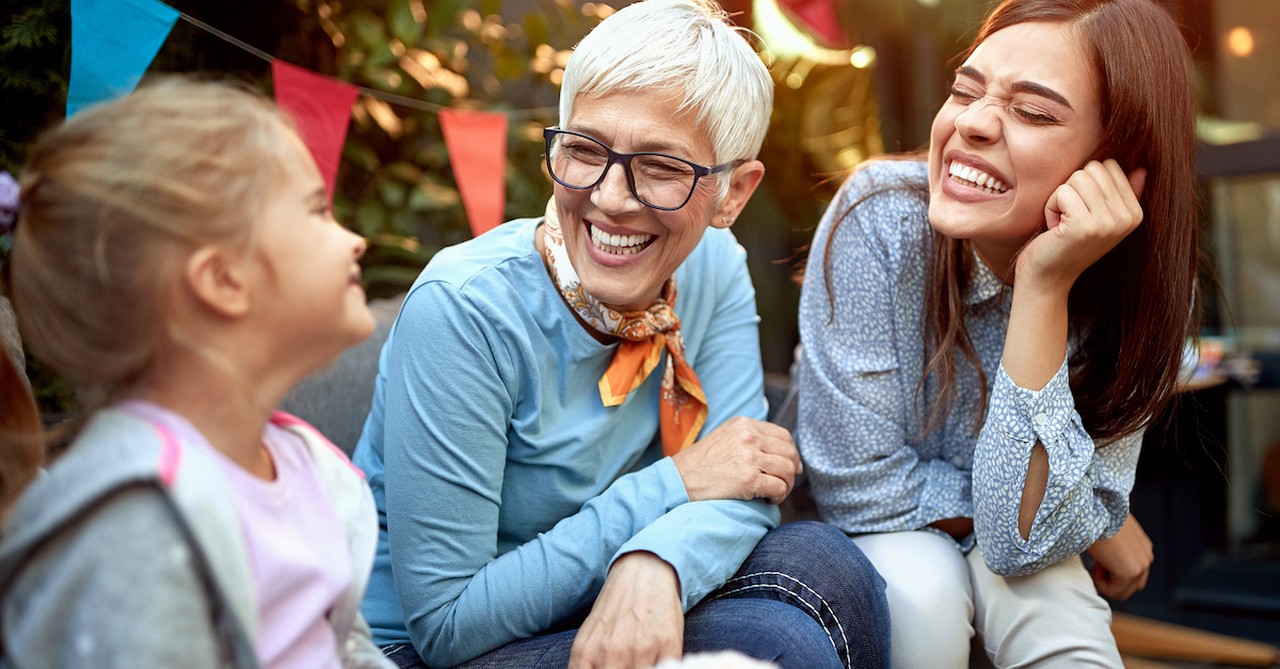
<box><xmin>927</xmin><ymin>20</ymin><xmax>1103</xmax><ymax>275</ymax></box>
<box><xmin>549</xmin><ymin>89</ymin><xmax>762</xmax><ymax>312</ymax></box>
<box><xmin>253</xmin><ymin>129</ymin><xmax>373</xmax><ymax>359</ymax></box>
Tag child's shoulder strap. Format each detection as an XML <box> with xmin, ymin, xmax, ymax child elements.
<box><xmin>269</xmin><ymin>411</ymin><xmax>365</xmax><ymax>479</ymax></box>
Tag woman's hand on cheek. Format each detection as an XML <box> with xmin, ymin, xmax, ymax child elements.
<box><xmin>1020</xmin><ymin>160</ymin><xmax>1147</xmax><ymax>292</ymax></box>
<box><xmin>671</xmin><ymin>417</ymin><xmax>802</xmax><ymax>504</ymax></box>
<box><xmin>569</xmin><ymin>552</ymin><xmax>684</xmax><ymax>669</ymax></box>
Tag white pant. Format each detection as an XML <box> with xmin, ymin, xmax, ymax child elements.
<box><xmin>851</xmin><ymin>531</ymin><xmax>1122</xmax><ymax>669</ymax></box>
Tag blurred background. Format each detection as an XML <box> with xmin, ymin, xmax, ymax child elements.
<box><xmin>3</xmin><ymin>0</ymin><xmax>1280</xmax><ymax>653</ymax></box>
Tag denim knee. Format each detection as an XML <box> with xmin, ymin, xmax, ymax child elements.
<box><xmin>685</xmin><ymin>598</ymin><xmax>843</xmax><ymax>669</ymax></box>
<box><xmin>754</xmin><ymin>521</ymin><xmax>887</xmax><ymax>595</ymax></box>
<box><xmin>711</xmin><ymin>521</ymin><xmax>891</xmax><ymax>669</ymax></box>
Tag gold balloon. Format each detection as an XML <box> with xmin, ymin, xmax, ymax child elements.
<box><xmin>762</xmin><ymin>45</ymin><xmax>884</xmax><ymax>213</ymax></box>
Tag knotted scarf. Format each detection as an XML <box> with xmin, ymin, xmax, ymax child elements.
<box><xmin>541</xmin><ymin>202</ymin><xmax>707</xmax><ymax>455</ymax></box>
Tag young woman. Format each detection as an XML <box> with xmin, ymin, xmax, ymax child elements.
<box><xmin>796</xmin><ymin>0</ymin><xmax>1196</xmax><ymax>665</ymax></box>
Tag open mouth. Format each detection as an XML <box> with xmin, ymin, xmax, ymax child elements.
<box><xmin>948</xmin><ymin>161</ymin><xmax>1009</xmax><ymax>194</ymax></box>
<box><xmin>589</xmin><ymin>224</ymin><xmax>656</xmax><ymax>256</ymax></box>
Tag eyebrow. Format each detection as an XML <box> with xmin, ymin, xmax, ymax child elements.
<box><xmin>565</xmin><ymin>124</ymin><xmax>694</xmax><ymax>156</ymax></box>
<box><xmin>955</xmin><ymin>66</ymin><xmax>1074</xmax><ymax>111</ymax></box>
<box><xmin>306</xmin><ymin>187</ymin><xmax>328</xmax><ymax>205</ymax></box>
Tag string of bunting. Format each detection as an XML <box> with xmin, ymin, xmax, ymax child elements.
<box><xmin>68</xmin><ymin>0</ymin><xmax>551</xmax><ymax>236</ymax></box>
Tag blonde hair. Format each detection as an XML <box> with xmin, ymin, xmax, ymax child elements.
<box><xmin>12</xmin><ymin>77</ymin><xmax>295</xmax><ymax>406</ymax></box>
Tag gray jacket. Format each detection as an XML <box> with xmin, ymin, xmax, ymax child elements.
<box><xmin>0</xmin><ymin>407</ymin><xmax>393</xmax><ymax>668</ymax></box>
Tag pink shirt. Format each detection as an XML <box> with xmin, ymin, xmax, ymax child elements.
<box><xmin>123</xmin><ymin>401</ymin><xmax>350</xmax><ymax>669</ymax></box>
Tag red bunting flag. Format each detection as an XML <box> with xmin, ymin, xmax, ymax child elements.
<box><xmin>778</xmin><ymin>0</ymin><xmax>844</xmax><ymax>46</ymax></box>
<box><xmin>272</xmin><ymin>60</ymin><xmax>358</xmax><ymax>202</ymax></box>
<box><xmin>439</xmin><ymin>109</ymin><xmax>507</xmax><ymax>237</ymax></box>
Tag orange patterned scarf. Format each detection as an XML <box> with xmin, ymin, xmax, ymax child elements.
<box><xmin>542</xmin><ymin>203</ymin><xmax>707</xmax><ymax>455</ymax></box>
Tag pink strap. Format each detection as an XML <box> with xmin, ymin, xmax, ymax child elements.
<box><xmin>270</xmin><ymin>411</ymin><xmax>366</xmax><ymax>479</ymax></box>
<box><xmin>147</xmin><ymin>420</ymin><xmax>183</xmax><ymax>487</ymax></box>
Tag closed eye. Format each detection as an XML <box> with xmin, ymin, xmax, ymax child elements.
<box><xmin>1012</xmin><ymin>107</ymin><xmax>1060</xmax><ymax>125</ymax></box>
<box><xmin>949</xmin><ymin>85</ymin><xmax>979</xmax><ymax>103</ymax></box>
<box><xmin>563</xmin><ymin>143</ymin><xmax>608</xmax><ymax>164</ymax></box>
<box><xmin>307</xmin><ymin>188</ymin><xmax>332</xmax><ymax>219</ymax></box>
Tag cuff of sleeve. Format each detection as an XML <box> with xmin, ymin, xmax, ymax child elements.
<box><xmin>612</xmin><ymin>501</ymin><xmax>778</xmax><ymax>610</ymax></box>
<box><xmin>657</xmin><ymin>456</ymin><xmax>692</xmax><ymax>506</ymax></box>
<box><xmin>994</xmin><ymin>357</ymin><xmax>1076</xmax><ymax>444</ymax></box>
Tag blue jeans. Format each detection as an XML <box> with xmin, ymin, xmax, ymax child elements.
<box><xmin>384</xmin><ymin>521</ymin><xmax>890</xmax><ymax>669</ymax></box>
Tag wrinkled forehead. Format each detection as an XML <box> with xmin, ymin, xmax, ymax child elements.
<box><xmin>564</xmin><ymin>88</ymin><xmax>716</xmax><ymax>158</ymax></box>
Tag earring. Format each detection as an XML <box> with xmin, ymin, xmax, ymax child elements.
<box><xmin>722</xmin><ymin>216</ymin><xmax>734</xmax><ymax>226</ymax></box>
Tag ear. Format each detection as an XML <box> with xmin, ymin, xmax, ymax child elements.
<box><xmin>184</xmin><ymin>245</ymin><xmax>252</xmax><ymax>319</ymax></box>
<box><xmin>713</xmin><ymin>159</ymin><xmax>766</xmax><ymax>229</ymax></box>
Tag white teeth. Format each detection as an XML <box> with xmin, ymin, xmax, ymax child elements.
<box><xmin>590</xmin><ymin>225</ymin><xmax>655</xmax><ymax>255</ymax></box>
<box><xmin>948</xmin><ymin>161</ymin><xmax>1009</xmax><ymax>193</ymax></box>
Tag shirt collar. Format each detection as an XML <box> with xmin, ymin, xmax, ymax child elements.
<box><xmin>965</xmin><ymin>247</ymin><xmax>1005</xmax><ymax>306</ymax></box>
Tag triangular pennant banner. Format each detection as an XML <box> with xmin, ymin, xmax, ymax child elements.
<box><xmin>68</xmin><ymin>0</ymin><xmax>178</xmax><ymax>117</ymax></box>
<box><xmin>778</xmin><ymin>0</ymin><xmax>844</xmax><ymax>46</ymax></box>
<box><xmin>272</xmin><ymin>60</ymin><xmax>359</xmax><ymax>202</ymax></box>
<box><xmin>439</xmin><ymin>109</ymin><xmax>507</xmax><ymax>237</ymax></box>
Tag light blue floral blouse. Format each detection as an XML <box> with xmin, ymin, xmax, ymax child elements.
<box><xmin>796</xmin><ymin>160</ymin><xmax>1141</xmax><ymax>576</ymax></box>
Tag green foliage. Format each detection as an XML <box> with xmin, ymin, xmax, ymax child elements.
<box><xmin>3</xmin><ymin>0</ymin><xmax>605</xmax><ymax>414</ymax></box>
<box><xmin>0</xmin><ymin>0</ymin><xmax>69</xmax><ymax>175</ymax></box>
<box><xmin>1</xmin><ymin>1</ymin><xmax>71</xmax><ymax>416</ymax></box>
<box><xmin>292</xmin><ymin>0</ymin><xmax>608</xmax><ymax>298</ymax></box>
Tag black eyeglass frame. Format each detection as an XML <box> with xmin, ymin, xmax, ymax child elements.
<box><xmin>542</xmin><ymin>127</ymin><xmax>741</xmax><ymax>211</ymax></box>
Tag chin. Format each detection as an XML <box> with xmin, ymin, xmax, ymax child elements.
<box><xmin>590</xmin><ymin>285</ymin><xmax>649</xmax><ymax>312</ymax></box>
<box><xmin>927</xmin><ymin>203</ymin><xmax>970</xmax><ymax>238</ymax></box>
<box><xmin>342</xmin><ymin>307</ymin><xmax>376</xmax><ymax>346</ymax></box>
<box><xmin>579</xmin><ymin>263</ymin><xmax>662</xmax><ymax>311</ymax></box>
<box><xmin>929</xmin><ymin>198</ymin><xmax>1007</xmax><ymax>238</ymax></box>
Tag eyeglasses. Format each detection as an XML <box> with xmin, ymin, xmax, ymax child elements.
<box><xmin>543</xmin><ymin>128</ymin><xmax>741</xmax><ymax>211</ymax></box>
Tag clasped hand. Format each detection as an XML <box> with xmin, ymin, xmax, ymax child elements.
<box><xmin>671</xmin><ymin>416</ymin><xmax>802</xmax><ymax>504</ymax></box>
<box><xmin>1086</xmin><ymin>513</ymin><xmax>1152</xmax><ymax>601</ymax></box>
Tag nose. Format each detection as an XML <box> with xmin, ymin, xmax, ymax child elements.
<box><xmin>348</xmin><ymin>228</ymin><xmax>367</xmax><ymax>258</ymax></box>
<box><xmin>590</xmin><ymin>161</ymin><xmax>643</xmax><ymax>214</ymax></box>
<box><xmin>954</xmin><ymin>97</ymin><xmax>1002</xmax><ymax>144</ymax></box>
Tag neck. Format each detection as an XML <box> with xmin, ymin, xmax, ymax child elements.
<box><xmin>536</xmin><ymin>221</ymin><xmax>619</xmax><ymax>344</ymax></box>
<box><xmin>135</xmin><ymin>355</ymin><xmax>296</xmax><ymax>479</ymax></box>
<box><xmin>969</xmin><ymin>238</ymin><xmax>1019</xmax><ymax>285</ymax></box>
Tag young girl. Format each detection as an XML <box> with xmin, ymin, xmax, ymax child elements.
<box><xmin>0</xmin><ymin>78</ymin><xmax>394</xmax><ymax>669</ymax></box>
<box><xmin>797</xmin><ymin>0</ymin><xmax>1196</xmax><ymax>666</ymax></box>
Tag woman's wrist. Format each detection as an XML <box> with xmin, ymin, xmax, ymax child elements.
<box><xmin>611</xmin><ymin>551</ymin><xmax>681</xmax><ymax>596</ymax></box>
<box><xmin>1014</xmin><ymin>253</ymin><xmax>1079</xmax><ymax>298</ymax></box>
<box><xmin>1003</xmin><ymin>275</ymin><xmax>1071</xmax><ymax>391</ymax></box>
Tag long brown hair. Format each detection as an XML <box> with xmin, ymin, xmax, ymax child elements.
<box><xmin>920</xmin><ymin>0</ymin><xmax>1198</xmax><ymax>440</ymax></box>
<box><xmin>0</xmin><ymin>340</ymin><xmax>41</xmax><ymax>520</ymax></box>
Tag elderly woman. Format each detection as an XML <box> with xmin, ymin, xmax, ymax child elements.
<box><xmin>352</xmin><ymin>1</ymin><xmax>889</xmax><ymax>668</ymax></box>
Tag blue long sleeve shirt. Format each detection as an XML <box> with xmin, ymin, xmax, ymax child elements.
<box><xmin>353</xmin><ymin>218</ymin><xmax>776</xmax><ymax>666</ymax></box>
<box><xmin>796</xmin><ymin>160</ymin><xmax>1140</xmax><ymax>577</ymax></box>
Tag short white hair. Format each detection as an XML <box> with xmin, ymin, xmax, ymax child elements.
<box><xmin>559</xmin><ymin>0</ymin><xmax>773</xmax><ymax>163</ymax></box>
